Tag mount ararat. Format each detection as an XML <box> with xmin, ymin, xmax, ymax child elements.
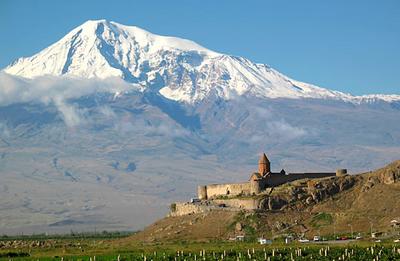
<box><xmin>0</xmin><ymin>20</ymin><xmax>399</xmax><ymax>233</ymax></box>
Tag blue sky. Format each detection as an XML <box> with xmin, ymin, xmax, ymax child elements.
<box><xmin>1</xmin><ymin>0</ymin><xmax>399</xmax><ymax>95</ymax></box>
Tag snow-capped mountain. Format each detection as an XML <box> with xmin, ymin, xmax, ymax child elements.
<box><xmin>1</xmin><ymin>20</ymin><xmax>400</xmax><ymax>234</ymax></box>
<box><xmin>5</xmin><ymin>20</ymin><xmax>398</xmax><ymax>104</ymax></box>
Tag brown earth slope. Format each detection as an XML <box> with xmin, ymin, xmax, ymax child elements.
<box><xmin>127</xmin><ymin>160</ymin><xmax>400</xmax><ymax>243</ymax></box>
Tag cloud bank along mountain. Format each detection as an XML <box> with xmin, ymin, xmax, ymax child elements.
<box><xmin>0</xmin><ymin>72</ymin><xmax>137</xmax><ymax>126</ymax></box>
<box><xmin>1</xmin><ymin>19</ymin><xmax>400</xmax><ymax>233</ymax></box>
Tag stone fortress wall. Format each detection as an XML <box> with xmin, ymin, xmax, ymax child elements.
<box><xmin>198</xmin><ymin>182</ymin><xmax>251</xmax><ymax>200</ymax></box>
<box><xmin>170</xmin><ymin>153</ymin><xmax>348</xmax><ymax>217</ymax></box>
<box><xmin>213</xmin><ymin>198</ymin><xmax>260</xmax><ymax>210</ymax></box>
<box><xmin>169</xmin><ymin>202</ymin><xmax>210</xmax><ymax>217</ymax></box>
<box><xmin>264</xmin><ymin>172</ymin><xmax>337</xmax><ymax>187</ymax></box>
<box><xmin>170</xmin><ymin>198</ymin><xmax>260</xmax><ymax>217</ymax></box>
<box><xmin>197</xmin><ymin>153</ymin><xmax>347</xmax><ymax>200</ymax></box>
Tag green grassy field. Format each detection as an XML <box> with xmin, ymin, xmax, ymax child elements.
<box><xmin>1</xmin><ymin>237</ymin><xmax>400</xmax><ymax>260</ymax></box>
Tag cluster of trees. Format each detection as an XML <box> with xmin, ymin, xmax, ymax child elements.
<box><xmin>0</xmin><ymin>230</ymin><xmax>135</xmax><ymax>241</ymax></box>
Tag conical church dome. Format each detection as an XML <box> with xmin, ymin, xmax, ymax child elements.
<box><xmin>258</xmin><ymin>153</ymin><xmax>270</xmax><ymax>175</ymax></box>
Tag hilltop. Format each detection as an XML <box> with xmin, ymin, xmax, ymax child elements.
<box><xmin>127</xmin><ymin>160</ymin><xmax>400</xmax><ymax>243</ymax></box>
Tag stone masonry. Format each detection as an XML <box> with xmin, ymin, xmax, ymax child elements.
<box><xmin>198</xmin><ymin>153</ymin><xmax>346</xmax><ymax>200</ymax></box>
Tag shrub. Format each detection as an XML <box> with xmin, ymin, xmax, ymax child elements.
<box><xmin>170</xmin><ymin>203</ymin><xmax>177</xmax><ymax>212</ymax></box>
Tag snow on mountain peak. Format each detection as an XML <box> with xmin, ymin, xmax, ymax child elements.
<box><xmin>3</xmin><ymin>20</ymin><xmax>399</xmax><ymax>104</ymax></box>
<box><xmin>4</xmin><ymin>19</ymin><xmax>220</xmax><ymax>80</ymax></box>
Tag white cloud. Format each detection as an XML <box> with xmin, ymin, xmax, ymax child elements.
<box><xmin>267</xmin><ymin>120</ymin><xmax>307</xmax><ymax>139</ymax></box>
<box><xmin>52</xmin><ymin>97</ymin><xmax>83</xmax><ymax>127</ymax></box>
<box><xmin>0</xmin><ymin>72</ymin><xmax>137</xmax><ymax>127</ymax></box>
<box><xmin>98</xmin><ymin>106</ymin><xmax>117</xmax><ymax>119</ymax></box>
<box><xmin>249</xmin><ymin>103</ymin><xmax>308</xmax><ymax>141</ymax></box>
<box><xmin>0</xmin><ymin>122</ymin><xmax>10</xmax><ymax>138</ymax></box>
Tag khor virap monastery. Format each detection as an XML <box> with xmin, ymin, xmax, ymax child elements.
<box><xmin>197</xmin><ymin>153</ymin><xmax>347</xmax><ymax>200</ymax></box>
<box><xmin>170</xmin><ymin>152</ymin><xmax>347</xmax><ymax>216</ymax></box>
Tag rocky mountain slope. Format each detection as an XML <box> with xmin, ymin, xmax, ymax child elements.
<box><xmin>0</xmin><ymin>20</ymin><xmax>399</xmax><ymax>233</ymax></box>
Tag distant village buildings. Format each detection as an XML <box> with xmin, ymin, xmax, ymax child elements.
<box><xmin>198</xmin><ymin>153</ymin><xmax>347</xmax><ymax>200</ymax></box>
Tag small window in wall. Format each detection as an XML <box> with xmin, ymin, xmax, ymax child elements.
<box><xmin>227</xmin><ymin>190</ymin><xmax>230</xmax><ymax>195</ymax></box>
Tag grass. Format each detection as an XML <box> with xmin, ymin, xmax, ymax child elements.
<box><xmin>310</xmin><ymin>212</ymin><xmax>333</xmax><ymax>228</ymax></box>
<box><xmin>1</xmin><ymin>240</ymin><xmax>400</xmax><ymax>260</ymax></box>
<box><xmin>227</xmin><ymin>211</ymin><xmax>262</xmax><ymax>242</ymax></box>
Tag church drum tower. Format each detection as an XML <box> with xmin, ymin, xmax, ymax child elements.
<box><xmin>258</xmin><ymin>153</ymin><xmax>271</xmax><ymax>175</ymax></box>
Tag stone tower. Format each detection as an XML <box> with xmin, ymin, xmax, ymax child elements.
<box><xmin>336</xmin><ymin>169</ymin><xmax>347</xmax><ymax>176</ymax></box>
<box><xmin>250</xmin><ymin>179</ymin><xmax>262</xmax><ymax>194</ymax></box>
<box><xmin>197</xmin><ymin>185</ymin><xmax>207</xmax><ymax>200</ymax></box>
<box><xmin>258</xmin><ymin>153</ymin><xmax>271</xmax><ymax>175</ymax></box>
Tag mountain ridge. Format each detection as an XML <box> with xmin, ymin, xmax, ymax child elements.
<box><xmin>4</xmin><ymin>19</ymin><xmax>400</xmax><ymax>104</ymax></box>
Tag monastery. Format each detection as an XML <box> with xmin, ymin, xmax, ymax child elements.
<box><xmin>197</xmin><ymin>153</ymin><xmax>347</xmax><ymax>200</ymax></box>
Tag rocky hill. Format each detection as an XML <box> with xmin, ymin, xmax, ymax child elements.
<box><xmin>128</xmin><ymin>160</ymin><xmax>400</xmax><ymax>243</ymax></box>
